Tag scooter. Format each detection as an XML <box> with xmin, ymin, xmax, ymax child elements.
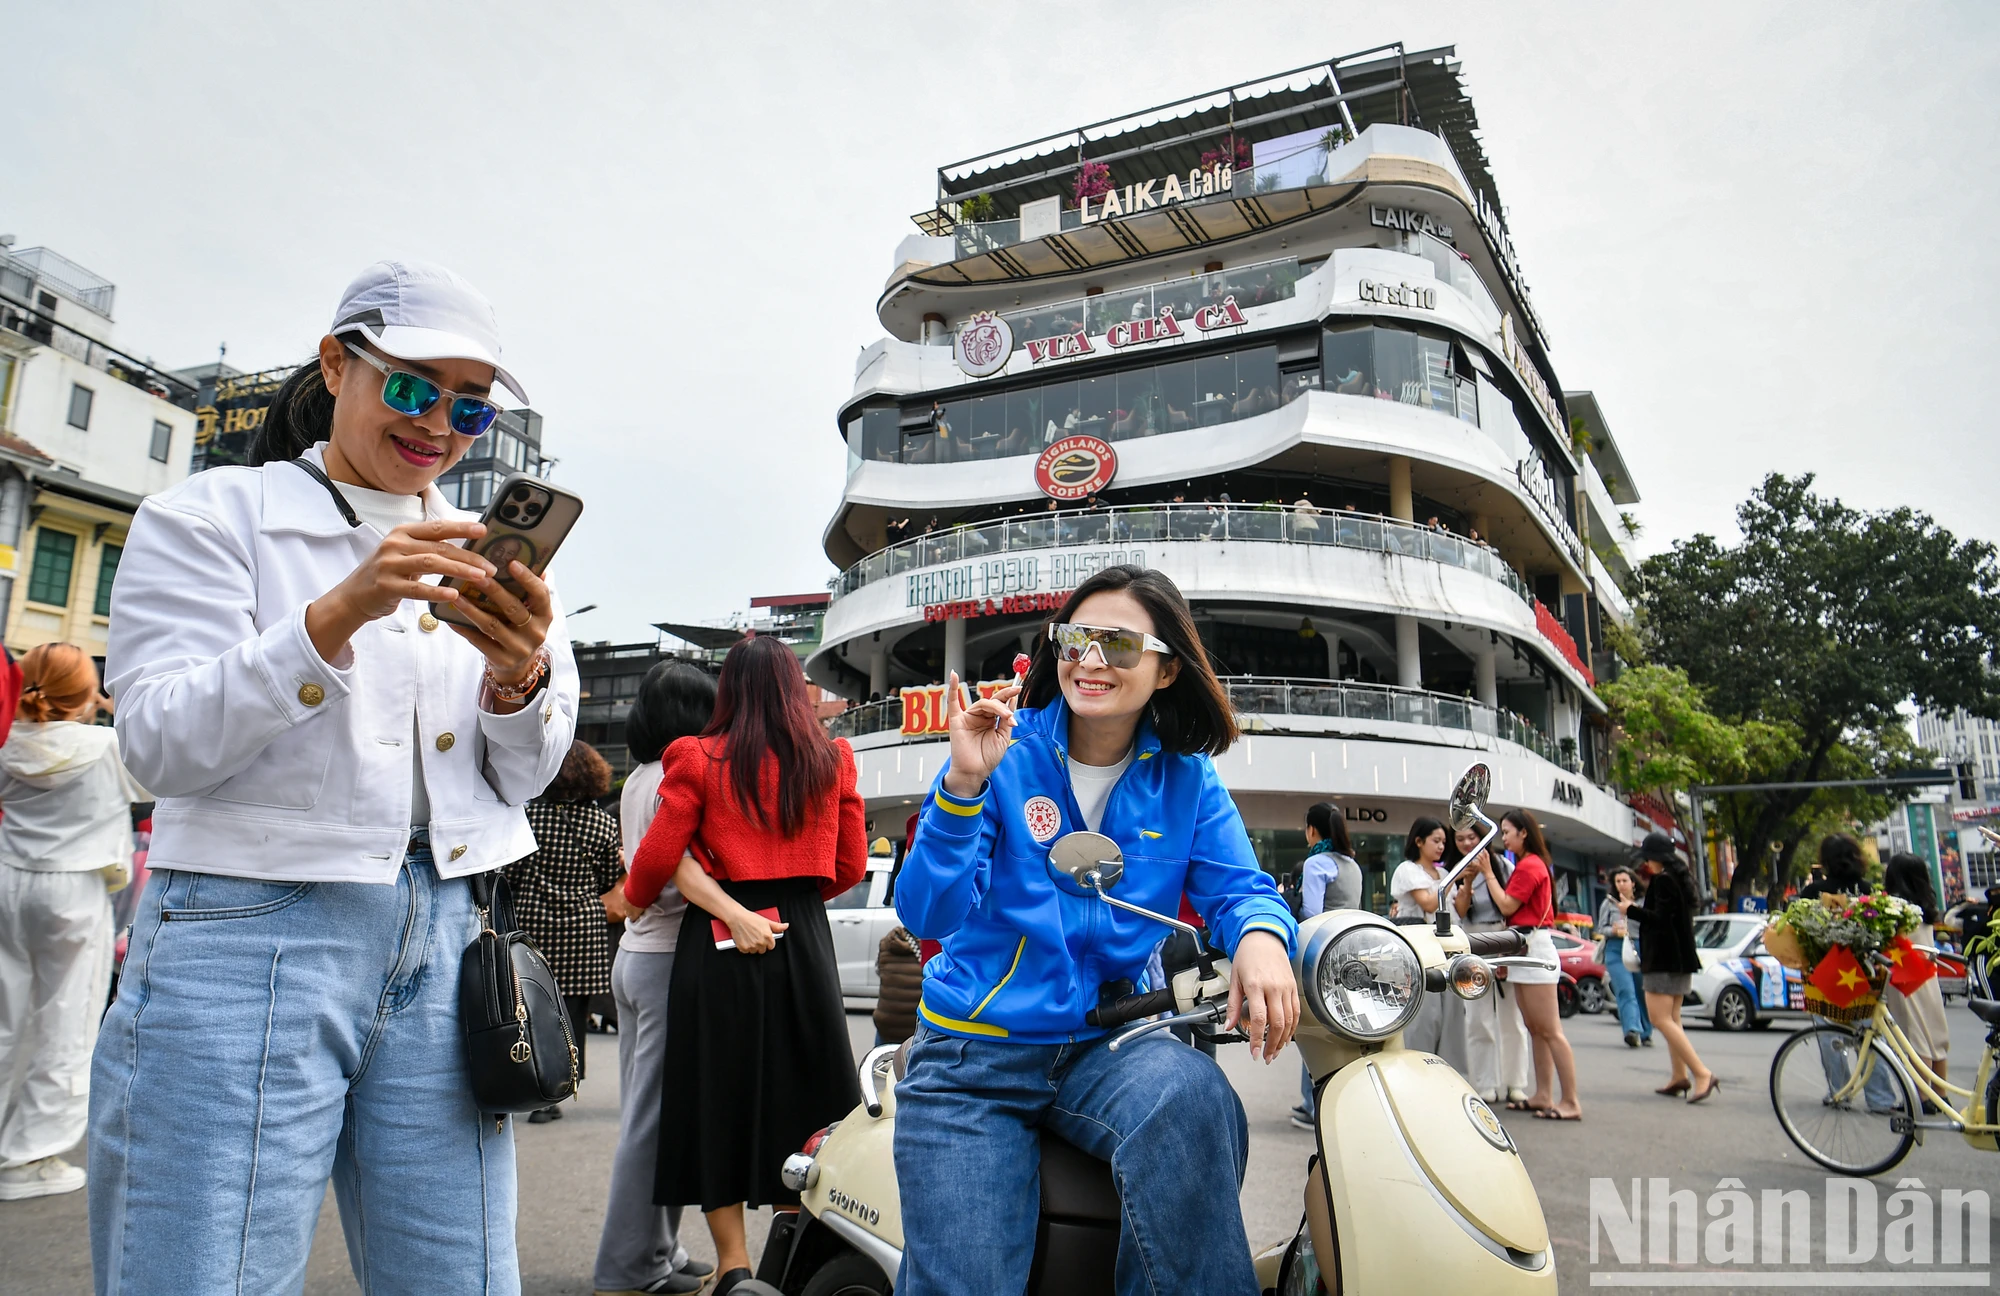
<box><xmin>754</xmin><ymin>761</ymin><xmax>1559</xmax><ymax>1294</ymax></box>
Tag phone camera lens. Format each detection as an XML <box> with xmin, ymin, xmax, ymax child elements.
<box><xmin>509</xmin><ymin>486</ymin><xmax>534</xmax><ymax>503</ymax></box>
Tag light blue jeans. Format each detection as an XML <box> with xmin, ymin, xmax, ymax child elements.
<box><xmin>88</xmin><ymin>843</ymin><xmax>518</xmax><ymax>1295</ymax></box>
<box><xmin>1601</xmin><ymin>938</ymin><xmax>1653</xmax><ymax>1040</ymax></box>
<box><xmin>893</xmin><ymin>1024</ymin><xmax>1258</xmax><ymax>1296</ymax></box>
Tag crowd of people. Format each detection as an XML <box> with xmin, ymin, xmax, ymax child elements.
<box><xmin>0</xmin><ymin>254</ymin><xmax>1988</xmax><ymax>1294</ymax></box>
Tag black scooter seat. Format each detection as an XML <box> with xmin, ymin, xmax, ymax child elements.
<box><xmin>1969</xmin><ymin>998</ymin><xmax>2000</xmax><ymax>1027</ymax></box>
<box><xmin>1039</xmin><ymin>1130</ymin><xmax>1121</xmax><ymax>1223</ymax></box>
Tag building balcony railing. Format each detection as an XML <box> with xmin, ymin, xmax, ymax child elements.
<box><xmin>828</xmin><ymin>674</ymin><xmax>1597</xmax><ymax>782</ymax></box>
<box><xmin>833</xmin><ymin>502</ymin><xmax>1532</xmax><ymax>606</ymax></box>
<box><xmin>0</xmin><ymin>294</ymin><xmax>198</xmax><ymax>411</ymax></box>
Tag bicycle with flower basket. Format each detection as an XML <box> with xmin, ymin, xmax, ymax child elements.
<box><xmin>1762</xmin><ymin>889</ymin><xmax>2000</xmax><ymax>1175</ymax></box>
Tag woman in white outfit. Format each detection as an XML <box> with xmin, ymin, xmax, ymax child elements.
<box><xmin>592</xmin><ymin>662</ymin><xmax>718</xmax><ymax>1296</ymax></box>
<box><xmin>1883</xmin><ymin>851</ymin><xmax>1951</xmax><ymax>1087</ymax></box>
<box><xmin>1389</xmin><ymin>818</ymin><xmax>1448</xmax><ymax>1053</ymax></box>
<box><xmin>1442</xmin><ymin>823</ymin><xmax>1533</xmax><ymax>1105</ymax></box>
<box><xmin>0</xmin><ymin>644</ymin><xmax>145</xmax><ymax>1200</ymax></box>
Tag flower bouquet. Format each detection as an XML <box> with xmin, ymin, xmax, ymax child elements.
<box><xmin>1765</xmin><ymin>891</ymin><xmax>1922</xmax><ymax>1022</ymax></box>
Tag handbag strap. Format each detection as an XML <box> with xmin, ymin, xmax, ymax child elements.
<box><xmin>468</xmin><ymin>870</ymin><xmax>519</xmax><ymax>935</ymax></box>
<box><xmin>292</xmin><ymin>457</ymin><xmax>362</xmax><ymax>529</ymax></box>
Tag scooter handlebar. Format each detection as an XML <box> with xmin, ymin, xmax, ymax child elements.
<box><xmin>1464</xmin><ymin>929</ymin><xmax>1529</xmax><ymax>958</ymax></box>
<box><xmin>1086</xmin><ymin>986</ymin><xmax>1180</xmax><ymax>1029</ymax></box>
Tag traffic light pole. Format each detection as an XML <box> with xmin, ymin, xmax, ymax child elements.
<box><xmin>1684</xmin><ymin>771</ymin><xmax>1960</xmax><ymax>909</ymax></box>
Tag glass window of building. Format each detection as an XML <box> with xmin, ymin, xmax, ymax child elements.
<box><xmin>27</xmin><ymin>528</ymin><xmax>76</xmax><ymax>606</ymax></box>
<box><xmin>149</xmin><ymin>420</ymin><xmax>173</xmax><ymax>463</ymax></box>
<box><xmin>1320</xmin><ymin>322</ymin><xmax>1478</xmax><ymax>423</ymax></box>
<box><xmin>94</xmin><ymin>543</ymin><xmax>122</xmax><ymax>617</ymax></box>
<box><xmin>67</xmin><ymin>384</ymin><xmax>94</xmax><ymax>430</ymax></box>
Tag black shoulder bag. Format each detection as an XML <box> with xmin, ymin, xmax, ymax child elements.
<box><xmin>459</xmin><ymin>869</ymin><xmax>580</xmax><ymax>1114</ymax></box>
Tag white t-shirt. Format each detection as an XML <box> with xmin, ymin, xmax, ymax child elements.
<box><xmin>1067</xmin><ymin>748</ymin><xmax>1133</xmax><ymax>834</ymax></box>
<box><xmin>617</xmin><ymin>761</ymin><xmax>684</xmax><ymax>953</ymax></box>
<box><xmin>1390</xmin><ymin>860</ymin><xmax>1442</xmax><ymax>921</ymax></box>
<box><xmin>338</xmin><ymin>481</ymin><xmax>431</xmax><ymax>827</ymax></box>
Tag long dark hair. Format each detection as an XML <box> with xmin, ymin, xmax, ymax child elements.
<box><xmin>1020</xmin><ymin>565</ymin><xmax>1235</xmax><ymax>755</ymax></box>
<box><xmin>1306</xmin><ymin>800</ymin><xmax>1351</xmax><ymax>855</ymax></box>
<box><xmin>1403</xmin><ymin>816</ymin><xmax>1447</xmax><ymax>866</ymax></box>
<box><xmin>704</xmin><ymin>634</ymin><xmax>837</xmax><ymax>837</ymax></box>
<box><xmin>627</xmin><ymin>662</ymin><xmax>717</xmax><ymax>766</ymax></box>
<box><xmin>1883</xmin><ymin>851</ymin><xmax>1938</xmax><ymax>925</ymax></box>
<box><xmin>249</xmin><ymin>355</ymin><xmax>336</xmax><ymax>465</ymax></box>
<box><xmin>1817</xmin><ymin>832</ymin><xmax>1867</xmax><ymax>890</ymax></box>
<box><xmin>1501</xmin><ymin>807</ymin><xmax>1552</xmax><ymax>866</ymax></box>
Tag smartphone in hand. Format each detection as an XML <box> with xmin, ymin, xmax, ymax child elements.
<box><xmin>431</xmin><ymin>473</ymin><xmax>584</xmax><ymax>628</ymax></box>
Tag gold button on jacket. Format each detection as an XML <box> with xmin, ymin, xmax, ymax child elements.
<box><xmin>435</xmin><ymin>733</ymin><xmax>455</xmax><ymax>752</ymax></box>
<box><xmin>419</xmin><ymin>612</ymin><xmax>440</xmax><ymax>632</ymax></box>
<box><xmin>449</xmin><ymin>845</ymin><xmax>467</xmax><ymax>861</ymax></box>
<box><xmin>298</xmin><ymin>683</ymin><xmax>325</xmax><ymax>707</ymax></box>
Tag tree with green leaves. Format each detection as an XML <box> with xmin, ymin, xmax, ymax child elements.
<box><xmin>1630</xmin><ymin>473</ymin><xmax>2000</xmax><ymax>903</ymax></box>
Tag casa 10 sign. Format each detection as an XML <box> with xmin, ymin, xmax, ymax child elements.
<box><xmin>900</xmin><ymin>678</ymin><xmax>1013</xmax><ymax>736</ymax></box>
<box><xmin>1035</xmin><ymin>435</ymin><xmax>1117</xmax><ymax>500</ymax></box>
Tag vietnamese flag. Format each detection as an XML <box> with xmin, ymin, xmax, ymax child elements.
<box><xmin>1810</xmin><ymin>946</ymin><xmax>1872</xmax><ymax>1007</ymax></box>
<box><xmin>1886</xmin><ymin>936</ymin><xmax>1937</xmax><ymax>995</ymax></box>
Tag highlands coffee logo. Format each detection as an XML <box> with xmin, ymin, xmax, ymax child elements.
<box><xmin>1591</xmin><ymin>1176</ymin><xmax>1989</xmax><ymax>1285</ymax></box>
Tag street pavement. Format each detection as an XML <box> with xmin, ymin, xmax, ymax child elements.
<box><xmin>4</xmin><ymin>1002</ymin><xmax>1995</xmax><ymax>1294</ymax></box>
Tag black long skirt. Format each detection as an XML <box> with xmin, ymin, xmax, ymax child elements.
<box><xmin>656</xmin><ymin>876</ymin><xmax>861</xmax><ymax>1211</ymax></box>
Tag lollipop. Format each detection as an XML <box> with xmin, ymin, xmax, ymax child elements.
<box><xmin>1012</xmin><ymin>652</ymin><xmax>1032</xmax><ymax>685</ymax></box>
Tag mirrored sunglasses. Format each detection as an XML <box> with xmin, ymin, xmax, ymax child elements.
<box><xmin>1048</xmin><ymin>622</ymin><xmax>1173</xmax><ymax>669</ymax></box>
<box><xmin>344</xmin><ymin>344</ymin><xmax>501</xmax><ymax>437</ymax></box>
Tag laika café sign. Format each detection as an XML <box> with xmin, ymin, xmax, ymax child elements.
<box><xmin>906</xmin><ymin>548</ymin><xmax>1147</xmax><ymax>611</ymax></box>
<box><xmin>1369</xmin><ymin>205</ymin><xmax>1454</xmax><ymax>242</ymax></box>
<box><xmin>1078</xmin><ymin>165</ymin><xmax>1232</xmax><ymax>223</ymax></box>
<box><xmin>1025</xmin><ymin>297</ymin><xmax>1247</xmax><ymax>367</ymax></box>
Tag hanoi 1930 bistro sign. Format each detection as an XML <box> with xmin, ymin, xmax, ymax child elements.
<box><xmin>906</xmin><ymin>548</ymin><xmax>1148</xmax><ymax>610</ymax></box>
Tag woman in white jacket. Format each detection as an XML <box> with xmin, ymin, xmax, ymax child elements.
<box><xmin>0</xmin><ymin>644</ymin><xmax>144</xmax><ymax>1203</ymax></box>
<box><xmin>88</xmin><ymin>261</ymin><xmax>578</xmax><ymax>1295</ymax></box>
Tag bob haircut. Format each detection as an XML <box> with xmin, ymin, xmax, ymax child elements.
<box><xmin>1020</xmin><ymin>564</ymin><xmax>1236</xmax><ymax>756</ymax></box>
<box><xmin>627</xmin><ymin>661</ymin><xmax>718</xmax><ymax>766</ymax></box>
<box><xmin>1403</xmin><ymin>816</ymin><xmax>1447</xmax><ymax>864</ymax></box>
<box><xmin>1817</xmin><ymin>832</ymin><xmax>1867</xmax><ymax>887</ymax></box>
<box><xmin>1305</xmin><ymin>801</ymin><xmax>1351</xmax><ymax>855</ymax></box>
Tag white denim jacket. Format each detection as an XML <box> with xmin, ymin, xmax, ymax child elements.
<box><xmin>106</xmin><ymin>447</ymin><xmax>579</xmax><ymax>884</ymax></box>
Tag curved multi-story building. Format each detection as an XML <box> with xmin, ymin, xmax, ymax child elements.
<box><xmin>811</xmin><ymin>44</ymin><xmax>1647</xmax><ymax>910</ymax></box>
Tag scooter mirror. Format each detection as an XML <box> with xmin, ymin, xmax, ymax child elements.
<box><xmin>1447</xmin><ymin>762</ymin><xmax>1492</xmax><ymax>832</ymax></box>
<box><xmin>1049</xmin><ymin>831</ymin><xmax>1124</xmax><ymax>889</ymax></box>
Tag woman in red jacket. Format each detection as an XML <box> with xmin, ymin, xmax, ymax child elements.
<box><xmin>622</xmin><ymin>635</ymin><xmax>865</xmax><ymax>1295</ymax></box>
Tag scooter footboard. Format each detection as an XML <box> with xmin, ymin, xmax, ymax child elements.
<box><xmin>1314</xmin><ymin>1051</ymin><xmax>1555</xmax><ymax>1292</ymax></box>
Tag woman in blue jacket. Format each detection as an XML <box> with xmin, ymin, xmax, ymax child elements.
<box><xmin>894</xmin><ymin>565</ymin><xmax>1297</xmax><ymax>1296</ymax></box>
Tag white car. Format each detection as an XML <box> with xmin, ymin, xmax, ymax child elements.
<box><xmin>1683</xmin><ymin>912</ymin><xmax>1806</xmax><ymax>1031</ymax></box>
<box><xmin>826</xmin><ymin>859</ymin><xmax>902</xmax><ymax>1006</ymax></box>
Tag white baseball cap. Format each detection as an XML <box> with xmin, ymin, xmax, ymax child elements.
<box><xmin>329</xmin><ymin>259</ymin><xmax>529</xmax><ymax>404</ymax></box>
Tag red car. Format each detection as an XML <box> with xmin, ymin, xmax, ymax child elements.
<box><xmin>1550</xmin><ymin>929</ymin><xmax>1609</xmax><ymax>1015</ymax></box>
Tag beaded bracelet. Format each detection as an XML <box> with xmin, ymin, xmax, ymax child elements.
<box><xmin>485</xmin><ymin>644</ymin><xmax>551</xmax><ymax>704</ymax></box>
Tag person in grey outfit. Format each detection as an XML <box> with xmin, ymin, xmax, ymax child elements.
<box><xmin>1292</xmin><ymin>801</ymin><xmax>1361</xmax><ymax>1126</ymax></box>
<box><xmin>592</xmin><ymin>663</ymin><xmax>718</xmax><ymax>1296</ymax></box>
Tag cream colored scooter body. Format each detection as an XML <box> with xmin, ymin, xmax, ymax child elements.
<box><xmin>1294</xmin><ymin>911</ymin><xmax>1556</xmax><ymax>1292</ymax></box>
<box><xmin>798</xmin><ymin>1049</ymin><xmax>907</xmax><ymax>1262</ymax></box>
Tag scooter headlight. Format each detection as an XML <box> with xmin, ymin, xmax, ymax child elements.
<box><xmin>1305</xmin><ymin>922</ymin><xmax>1423</xmax><ymax>1040</ymax></box>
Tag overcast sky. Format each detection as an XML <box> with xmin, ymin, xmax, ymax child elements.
<box><xmin>5</xmin><ymin>1</ymin><xmax>1995</xmax><ymax>644</ymax></box>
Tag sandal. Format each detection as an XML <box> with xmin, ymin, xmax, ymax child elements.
<box><xmin>1532</xmin><ymin>1107</ymin><xmax>1581</xmax><ymax>1121</ymax></box>
<box><xmin>1504</xmin><ymin>1099</ymin><xmax>1544</xmax><ymax>1111</ymax></box>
